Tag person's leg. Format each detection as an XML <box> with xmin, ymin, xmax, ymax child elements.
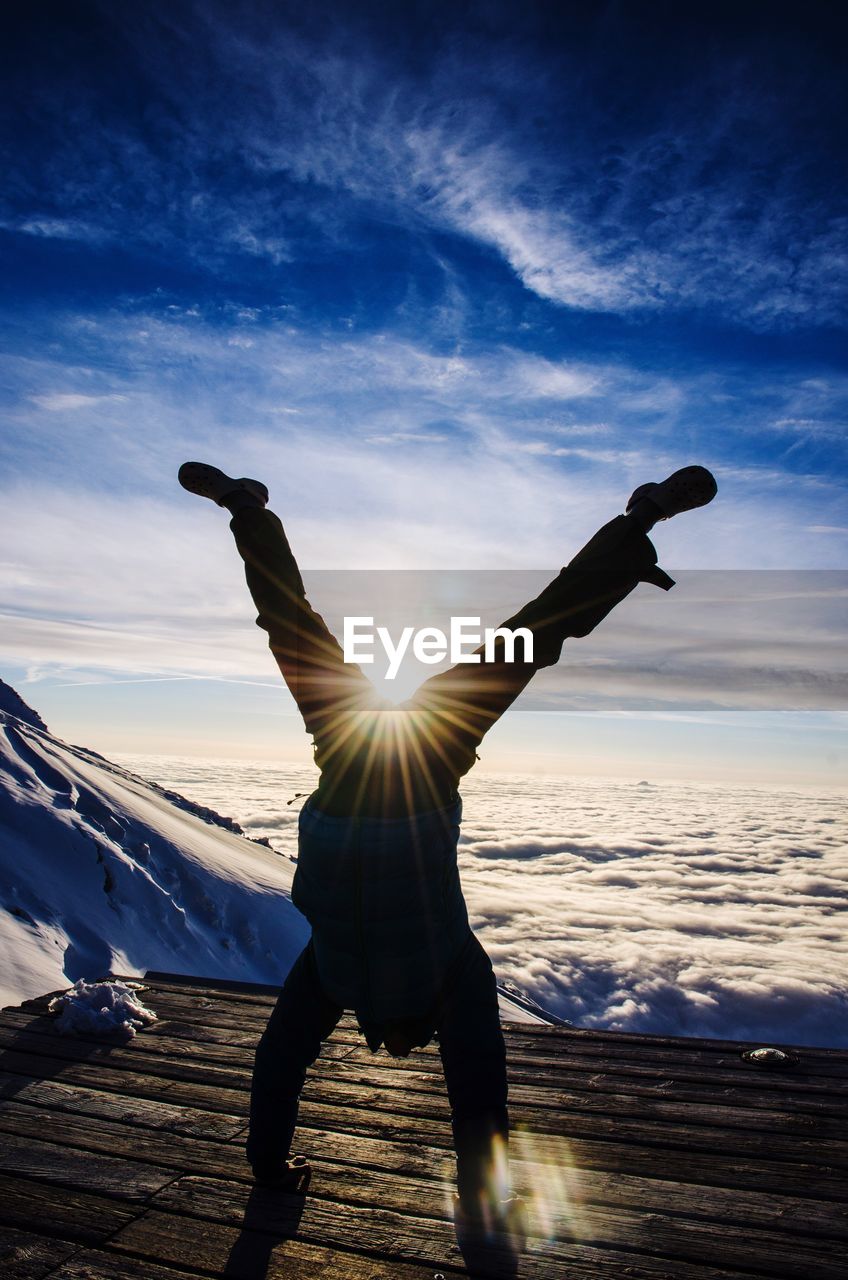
<box><xmin>409</xmin><ymin>461</ymin><xmax>718</xmax><ymax>780</ymax></box>
<box><xmin>247</xmin><ymin>941</ymin><xmax>343</xmax><ymax>1178</ymax></box>
<box><xmin>436</xmin><ymin>934</ymin><xmax>510</xmax><ymax>1213</ymax></box>
<box><xmin>230</xmin><ymin>504</ymin><xmax>375</xmax><ymax>741</ymax></box>
<box><xmin>232</xmin><ymin>504</ymin><xmax>403</xmax><ymax>813</ymax></box>
<box><xmin>409</xmin><ymin>510</ymin><xmax>670</xmax><ymax>781</ymax></box>
<box><xmin>179</xmin><ymin>462</ymin><xmax>374</xmax><ymax>754</ymax></box>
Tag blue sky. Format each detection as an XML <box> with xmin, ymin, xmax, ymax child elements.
<box><xmin>0</xmin><ymin>1</ymin><xmax>846</xmax><ymax>782</ymax></box>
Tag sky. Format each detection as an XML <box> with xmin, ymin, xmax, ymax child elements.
<box><xmin>1</xmin><ymin>0</ymin><xmax>846</xmax><ymax>783</ymax></box>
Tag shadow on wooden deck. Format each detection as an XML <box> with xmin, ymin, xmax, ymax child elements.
<box><xmin>0</xmin><ymin>970</ymin><xmax>845</xmax><ymax>1279</ymax></box>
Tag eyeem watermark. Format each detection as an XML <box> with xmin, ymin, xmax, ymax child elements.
<box><xmin>343</xmin><ymin>616</ymin><xmax>533</xmax><ymax>680</ymax></box>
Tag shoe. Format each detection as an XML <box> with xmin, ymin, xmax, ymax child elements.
<box><xmin>178</xmin><ymin>461</ymin><xmax>269</xmax><ymax>507</ymax></box>
<box><xmin>252</xmin><ymin>1153</ymin><xmax>311</xmax><ymax>1192</ymax></box>
<box><xmin>626</xmin><ymin>465</ymin><xmax>717</xmax><ymax>519</ymax></box>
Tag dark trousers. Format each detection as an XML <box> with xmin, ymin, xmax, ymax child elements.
<box><xmin>232</xmin><ymin>505</ymin><xmax>671</xmax><ymax>1197</ymax></box>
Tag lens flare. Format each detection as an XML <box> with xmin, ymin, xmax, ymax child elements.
<box><xmin>513</xmin><ymin>1127</ymin><xmax>590</xmax><ymax>1245</ymax></box>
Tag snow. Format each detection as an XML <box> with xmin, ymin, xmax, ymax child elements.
<box><xmin>0</xmin><ymin>684</ymin><xmax>547</xmax><ymax>1024</ymax></box>
<box><xmin>0</xmin><ymin>694</ymin><xmax>308</xmax><ymax>1009</ymax></box>
<box><xmin>0</xmin><ymin>678</ymin><xmax>47</xmax><ymax>731</ymax></box>
<box><xmin>48</xmin><ymin>978</ymin><xmax>157</xmax><ymax>1041</ymax></box>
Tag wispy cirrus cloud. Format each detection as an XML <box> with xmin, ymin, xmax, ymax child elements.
<box><xmin>30</xmin><ymin>392</ymin><xmax>128</xmax><ymax>412</ymax></box>
<box><xmin>5</xmin><ymin>4</ymin><xmax>846</xmax><ymax>329</ymax></box>
<box><xmin>2</xmin><ymin>305</ymin><xmax>847</xmax><ymax>574</ymax></box>
<box><xmin>14</xmin><ymin>217</ymin><xmax>108</xmax><ymax>243</ymax></box>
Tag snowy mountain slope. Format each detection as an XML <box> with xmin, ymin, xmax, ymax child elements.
<box><xmin>0</xmin><ymin>683</ymin><xmax>548</xmax><ymax>1023</ymax></box>
<box><xmin>0</xmin><ymin>696</ymin><xmax>310</xmax><ymax>1010</ymax></box>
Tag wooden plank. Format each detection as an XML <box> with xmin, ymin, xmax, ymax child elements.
<box><xmin>0</xmin><ymin>1009</ymin><xmax>258</xmax><ymax>1055</ymax></box>
<box><xmin>138</xmin><ymin>1183</ymin><xmax>681</xmax><ymax>1280</ymax></box>
<box><xmin>0</xmin><ymin>1172</ymin><xmax>140</xmax><ymax>1244</ymax></box>
<box><xmin>508</xmin><ymin>1159</ymin><xmax>848</xmax><ymax>1240</ymax></box>
<box><xmin>21</xmin><ymin>1098</ymin><xmax>837</xmax><ymax>1245</ymax></box>
<box><xmin>141</xmin><ymin>1021</ymin><xmax>848</xmax><ymax>1099</ymax></box>
<box><xmin>44</xmin><ymin>1247</ymin><xmax>215</xmax><ymax>1280</ymax></box>
<box><xmin>293</xmin><ymin>1085</ymin><xmax>848</xmax><ymax>1172</ymax></box>
<box><xmin>394</xmin><ymin>1027</ymin><xmax>848</xmax><ymax>1081</ymax></box>
<box><xmin>136</xmin><ymin>973</ymin><xmax>848</xmax><ymax>1063</ymax></box>
<box><xmin>0</xmin><ymin>1023</ymin><xmax>257</xmax><ymax>1088</ymax></box>
<box><xmin>0</xmin><ymin>1048</ymin><xmax>250</xmax><ymax>1116</ymax></box>
<box><xmin>4</xmin><ymin>1025</ymin><xmax>845</xmax><ymax>1149</ymax></box>
<box><xmin>97</xmin><ymin>987</ymin><xmax>848</xmax><ymax>1080</ymax></box>
<box><xmin>109</xmin><ymin>1205</ymin><xmax>773</xmax><ymax>1280</ymax></box>
<box><xmin>48</xmin><ymin>1233</ymin><xmax>439</xmax><ymax>1280</ymax></box>
<box><xmin>299</xmin><ymin>1119</ymin><xmax>848</xmax><ymax>1203</ymax></box>
<box><xmin>0</xmin><ymin>1074</ymin><xmax>244</xmax><ymax>1138</ymax></box>
<box><xmin>298</xmin><ymin>1064</ymin><xmax>848</xmax><ymax>1146</ymax></box>
<box><xmin>110</xmin><ymin>1208</ymin><xmax>462</xmax><ymax>1280</ymax></box>
<box><xmin>317</xmin><ymin>1104</ymin><xmax>840</xmax><ymax>1199</ymax></box>
<box><xmin>344</xmin><ymin>1035</ymin><xmax>848</xmax><ymax>1091</ymax></box>
<box><xmin>294</xmin><ymin>1075</ymin><xmax>848</xmax><ymax>1156</ymax></box>
<box><xmin>142</xmin><ymin>970</ymin><xmax>281</xmax><ymax>998</ymax></box>
<box><xmin>6</xmin><ymin>1009</ymin><xmax>846</xmax><ymax>1115</ymax></box>
<box><xmin>544</xmin><ymin>1201</ymin><xmax>848</xmax><ymax>1279</ymax></box>
<box><xmin>0</xmin><ymin>1132</ymin><xmax>178</xmax><ymax>1201</ymax></box>
<box><xmin>150</xmin><ymin>1173</ymin><xmax>844</xmax><ymax>1279</ymax></box>
<box><xmin>0</xmin><ymin>1099</ymin><xmax>256</xmax><ymax>1183</ymax></box>
<box><xmin>311</xmin><ymin>1049</ymin><xmax>848</xmax><ymax>1121</ymax></box>
<box><xmin>0</xmin><ymin>1225</ymin><xmax>80</xmax><ymax>1280</ymax></box>
<box><xmin>4</xmin><ymin>1023</ymin><xmax>846</xmax><ymax>1150</ymax></box>
<box><xmin>3</xmin><ymin>1088</ymin><xmax>844</xmax><ymax>1206</ymax></box>
<box><xmin>5</xmin><ymin>1038</ymin><xmax>846</xmax><ymax>1178</ymax></box>
<box><xmin>137</xmin><ymin>975</ymin><xmax>848</xmax><ymax>1066</ymax></box>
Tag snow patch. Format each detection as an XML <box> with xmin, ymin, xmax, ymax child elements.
<box><xmin>0</xmin><ymin>683</ymin><xmax>310</xmax><ymax>1009</ymax></box>
<box><xmin>48</xmin><ymin>978</ymin><xmax>157</xmax><ymax>1041</ymax></box>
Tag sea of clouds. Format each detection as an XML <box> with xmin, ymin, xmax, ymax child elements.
<box><xmin>120</xmin><ymin>755</ymin><xmax>848</xmax><ymax>1048</ymax></box>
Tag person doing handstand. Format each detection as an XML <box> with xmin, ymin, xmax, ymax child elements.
<box><xmin>179</xmin><ymin>459</ymin><xmax>717</xmax><ymax>1259</ymax></box>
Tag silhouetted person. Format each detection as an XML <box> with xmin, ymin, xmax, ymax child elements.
<box><xmin>179</xmin><ymin>459</ymin><xmax>716</xmax><ymax>1263</ymax></box>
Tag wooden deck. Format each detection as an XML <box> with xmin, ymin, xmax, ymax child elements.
<box><xmin>0</xmin><ymin>971</ymin><xmax>845</xmax><ymax>1279</ymax></box>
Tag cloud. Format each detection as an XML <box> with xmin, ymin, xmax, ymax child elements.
<box><xmin>239</xmin><ymin>20</ymin><xmax>848</xmax><ymax>326</ymax></box>
<box><xmin>403</xmin><ymin>137</ymin><xmax>647</xmax><ymax>314</ymax></box>
<box><xmin>30</xmin><ymin>393</ymin><xmax>127</xmax><ymax>411</ymax></box>
<box><xmin>0</xmin><ymin>445</ymin><xmax>844</xmax><ymax>725</ymax></box>
<box><xmin>130</xmin><ymin>755</ymin><xmax>848</xmax><ymax>1047</ymax></box>
<box><xmin>364</xmin><ymin>431</ymin><xmax>450</xmax><ymax>445</ymax></box>
<box><xmin>3</xmin><ymin>307</ymin><xmax>847</xmax><ymax>583</ymax></box>
<box><xmin>8</xmin><ymin>5</ymin><xmax>846</xmax><ymax>328</ymax></box>
<box><xmin>11</xmin><ymin>217</ymin><xmax>107</xmax><ymax>243</ymax></box>
<box><xmin>453</xmin><ymin>772</ymin><xmax>848</xmax><ymax>1045</ymax></box>
<box><xmin>227</xmin><ymin>225</ymin><xmax>291</xmax><ymax>265</ymax></box>
<box><xmin>516</xmin><ymin>442</ymin><xmax>647</xmax><ymax>465</ymax></box>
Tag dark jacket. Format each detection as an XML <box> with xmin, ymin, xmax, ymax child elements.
<box><xmin>291</xmin><ymin>794</ymin><xmax>472</xmax><ymax>1024</ymax></box>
